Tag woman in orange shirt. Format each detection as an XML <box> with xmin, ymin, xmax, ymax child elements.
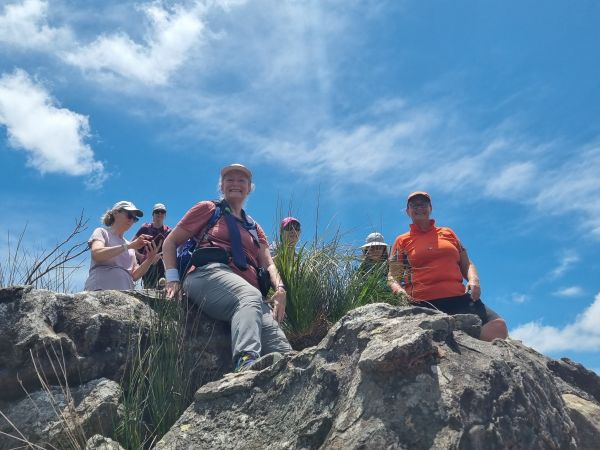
<box><xmin>388</xmin><ymin>192</ymin><xmax>508</xmax><ymax>341</ymax></box>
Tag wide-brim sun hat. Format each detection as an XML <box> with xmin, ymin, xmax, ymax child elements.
<box><xmin>152</xmin><ymin>203</ymin><xmax>167</xmax><ymax>212</ymax></box>
<box><xmin>221</xmin><ymin>163</ymin><xmax>252</xmax><ymax>181</ymax></box>
<box><xmin>112</xmin><ymin>200</ymin><xmax>143</xmax><ymax>217</ymax></box>
<box><xmin>361</xmin><ymin>232</ymin><xmax>388</xmax><ymax>248</ymax></box>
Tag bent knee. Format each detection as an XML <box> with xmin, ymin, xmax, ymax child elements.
<box><xmin>482</xmin><ymin>318</ymin><xmax>508</xmax><ymax>340</ymax></box>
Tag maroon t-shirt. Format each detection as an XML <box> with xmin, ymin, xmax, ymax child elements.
<box><xmin>134</xmin><ymin>223</ymin><xmax>171</xmax><ymax>255</ymax></box>
<box><xmin>177</xmin><ymin>201</ymin><xmax>268</xmax><ymax>289</ymax></box>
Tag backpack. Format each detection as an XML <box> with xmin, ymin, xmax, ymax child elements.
<box><xmin>175</xmin><ymin>201</ymin><xmax>261</xmax><ymax>276</ymax></box>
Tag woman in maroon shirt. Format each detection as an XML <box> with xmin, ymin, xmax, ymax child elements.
<box><xmin>163</xmin><ymin>164</ymin><xmax>291</xmax><ymax>372</ymax></box>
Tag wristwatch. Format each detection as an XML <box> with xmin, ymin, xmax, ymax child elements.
<box><xmin>276</xmin><ymin>283</ymin><xmax>286</xmax><ymax>292</ymax></box>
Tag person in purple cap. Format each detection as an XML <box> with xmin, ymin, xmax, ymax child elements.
<box><xmin>134</xmin><ymin>203</ymin><xmax>172</xmax><ymax>289</ymax></box>
<box><xmin>84</xmin><ymin>201</ymin><xmax>161</xmax><ymax>291</ymax></box>
<box><xmin>271</xmin><ymin>217</ymin><xmax>301</xmax><ymax>259</ymax></box>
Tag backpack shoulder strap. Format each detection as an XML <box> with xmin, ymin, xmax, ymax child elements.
<box><xmin>198</xmin><ymin>200</ymin><xmax>223</xmax><ymax>244</ymax></box>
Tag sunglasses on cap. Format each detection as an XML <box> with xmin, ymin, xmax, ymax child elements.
<box><xmin>120</xmin><ymin>210</ymin><xmax>139</xmax><ymax>222</ymax></box>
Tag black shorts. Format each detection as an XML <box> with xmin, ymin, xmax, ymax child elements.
<box><xmin>413</xmin><ymin>294</ymin><xmax>501</xmax><ymax>325</ymax></box>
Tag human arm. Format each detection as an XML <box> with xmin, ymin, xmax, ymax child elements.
<box><xmin>132</xmin><ymin>240</ymin><xmax>161</xmax><ymax>281</ymax></box>
<box><xmin>89</xmin><ymin>233</ymin><xmax>153</xmax><ymax>263</ymax></box>
<box><xmin>163</xmin><ymin>225</ymin><xmax>194</xmax><ymax>298</ymax></box>
<box><xmin>387</xmin><ymin>240</ymin><xmax>412</xmax><ymax>299</ymax></box>
<box><xmin>387</xmin><ymin>271</ymin><xmax>408</xmax><ymax>297</ymax></box>
<box><xmin>459</xmin><ymin>247</ymin><xmax>481</xmax><ymax>301</ymax></box>
<box><xmin>258</xmin><ymin>243</ymin><xmax>286</xmax><ymax>323</ymax></box>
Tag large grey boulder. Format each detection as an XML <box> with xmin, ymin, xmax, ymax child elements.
<box><xmin>156</xmin><ymin>303</ymin><xmax>600</xmax><ymax>450</ymax></box>
<box><xmin>0</xmin><ymin>287</ymin><xmax>232</xmax><ymax>448</ymax></box>
<box><xmin>0</xmin><ymin>286</ymin><xmax>156</xmax><ymax>401</ymax></box>
<box><xmin>0</xmin><ymin>287</ymin><xmax>232</xmax><ymax>403</ymax></box>
<box><xmin>0</xmin><ymin>378</ymin><xmax>121</xmax><ymax>450</ymax></box>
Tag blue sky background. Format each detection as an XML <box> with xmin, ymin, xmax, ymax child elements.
<box><xmin>1</xmin><ymin>0</ymin><xmax>599</xmax><ymax>372</ymax></box>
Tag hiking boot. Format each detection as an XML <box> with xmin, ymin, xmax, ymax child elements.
<box><xmin>234</xmin><ymin>351</ymin><xmax>284</xmax><ymax>373</ymax></box>
<box><xmin>234</xmin><ymin>351</ymin><xmax>259</xmax><ymax>372</ymax></box>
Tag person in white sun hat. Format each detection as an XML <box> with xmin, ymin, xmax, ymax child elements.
<box><xmin>358</xmin><ymin>232</ymin><xmax>389</xmax><ymax>281</ymax></box>
<box><xmin>84</xmin><ymin>201</ymin><xmax>161</xmax><ymax>291</ymax></box>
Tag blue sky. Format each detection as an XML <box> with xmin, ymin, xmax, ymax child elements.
<box><xmin>1</xmin><ymin>0</ymin><xmax>599</xmax><ymax>372</ymax></box>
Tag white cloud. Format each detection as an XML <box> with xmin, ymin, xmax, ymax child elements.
<box><xmin>512</xmin><ymin>293</ymin><xmax>530</xmax><ymax>304</ymax></box>
<box><xmin>550</xmin><ymin>252</ymin><xmax>579</xmax><ymax>278</ymax></box>
<box><xmin>511</xmin><ymin>292</ymin><xmax>600</xmax><ymax>353</ymax></box>
<box><xmin>553</xmin><ymin>286</ymin><xmax>584</xmax><ymax>297</ymax></box>
<box><xmin>484</xmin><ymin>162</ymin><xmax>537</xmax><ymax>199</ymax></box>
<box><xmin>0</xmin><ymin>0</ymin><xmax>71</xmax><ymax>49</ymax></box>
<box><xmin>532</xmin><ymin>146</ymin><xmax>600</xmax><ymax>236</ymax></box>
<box><xmin>63</xmin><ymin>2</ymin><xmax>206</xmax><ymax>86</ymax></box>
<box><xmin>0</xmin><ymin>69</ymin><xmax>105</xmax><ymax>186</ymax></box>
<box><xmin>256</xmin><ymin>106</ymin><xmax>438</xmax><ymax>184</ymax></box>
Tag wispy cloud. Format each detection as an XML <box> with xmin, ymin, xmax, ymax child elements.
<box><xmin>63</xmin><ymin>2</ymin><xmax>207</xmax><ymax>86</ymax></box>
<box><xmin>511</xmin><ymin>292</ymin><xmax>600</xmax><ymax>353</ymax></box>
<box><xmin>512</xmin><ymin>293</ymin><xmax>530</xmax><ymax>304</ymax></box>
<box><xmin>0</xmin><ymin>0</ymin><xmax>71</xmax><ymax>50</ymax></box>
<box><xmin>550</xmin><ymin>252</ymin><xmax>579</xmax><ymax>278</ymax></box>
<box><xmin>0</xmin><ymin>69</ymin><xmax>105</xmax><ymax>186</ymax></box>
<box><xmin>553</xmin><ymin>286</ymin><xmax>584</xmax><ymax>297</ymax></box>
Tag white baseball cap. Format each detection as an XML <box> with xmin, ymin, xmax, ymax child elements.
<box><xmin>112</xmin><ymin>200</ymin><xmax>143</xmax><ymax>217</ymax></box>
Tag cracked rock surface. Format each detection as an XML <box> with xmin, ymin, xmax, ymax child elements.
<box><xmin>156</xmin><ymin>304</ymin><xmax>600</xmax><ymax>450</ymax></box>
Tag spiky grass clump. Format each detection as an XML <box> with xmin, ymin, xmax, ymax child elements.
<box><xmin>275</xmin><ymin>233</ymin><xmax>406</xmax><ymax>349</ymax></box>
<box><xmin>116</xmin><ymin>294</ymin><xmax>194</xmax><ymax>449</ymax></box>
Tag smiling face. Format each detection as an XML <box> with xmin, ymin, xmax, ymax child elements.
<box><xmin>221</xmin><ymin>170</ymin><xmax>251</xmax><ymax>203</ymax></box>
<box><xmin>406</xmin><ymin>195</ymin><xmax>432</xmax><ymax>223</ymax></box>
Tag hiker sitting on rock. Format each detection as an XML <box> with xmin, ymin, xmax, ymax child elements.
<box><xmin>162</xmin><ymin>164</ymin><xmax>292</xmax><ymax>372</ymax></box>
<box><xmin>84</xmin><ymin>201</ymin><xmax>161</xmax><ymax>291</ymax></box>
<box><xmin>387</xmin><ymin>192</ymin><xmax>508</xmax><ymax>341</ymax></box>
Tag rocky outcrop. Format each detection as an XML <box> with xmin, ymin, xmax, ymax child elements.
<box><xmin>2</xmin><ymin>288</ymin><xmax>600</xmax><ymax>449</ymax></box>
<box><xmin>0</xmin><ymin>286</ymin><xmax>156</xmax><ymax>401</ymax></box>
<box><xmin>156</xmin><ymin>304</ymin><xmax>600</xmax><ymax>450</ymax></box>
<box><xmin>0</xmin><ymin>287</ymin><xmax>231</xmax><ymax>448</ymax></box>
<box><xmin>0</xmin><ymin>378</ymin><xmax>121</xmax><ymax>450</ymax></box>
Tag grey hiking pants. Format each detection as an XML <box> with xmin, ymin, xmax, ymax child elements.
<box><xmin>183</xmin><ymin>262</ymin><xmax>291</xmax><ymax>363</ymax></box>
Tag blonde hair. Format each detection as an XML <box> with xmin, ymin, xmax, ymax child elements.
<box><xmin>101</xmin><ymin>209</ymin><xmax>117</xmax><ymax>226</ymax></box>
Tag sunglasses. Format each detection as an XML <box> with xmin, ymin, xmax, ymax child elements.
<box><xmin>408</xmin><ymin>201</ymin><xmax>430</xmax><ymax>208</ymax></box>
<box><xmin>153</xmin><ymin>210</ymin><xmax>166</xmax><ymax>214</ymax></box>
<box><xmin>120</xmin><ymin>210</ymin><xmax>139</xmax><ymax>222</ymax></box>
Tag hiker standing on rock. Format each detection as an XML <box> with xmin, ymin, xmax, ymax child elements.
<box><xmin>162</xmin><ymin>164</ymin><xmax>291</xmax><ymax>372</ymax></box>
<box><xmin>134</xmin><ymin>203</ymin><xmax>171</xmax><ymax>289</ymax></box>
<box><xmin>388</xmin><ymin>192</ymin><xmax>508</xmax><ymax>341</ymax></box>
<box><xmin>84</xmin><ymin>201</ymin><xmax>161</xmax><ymax>291</ymax></box>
